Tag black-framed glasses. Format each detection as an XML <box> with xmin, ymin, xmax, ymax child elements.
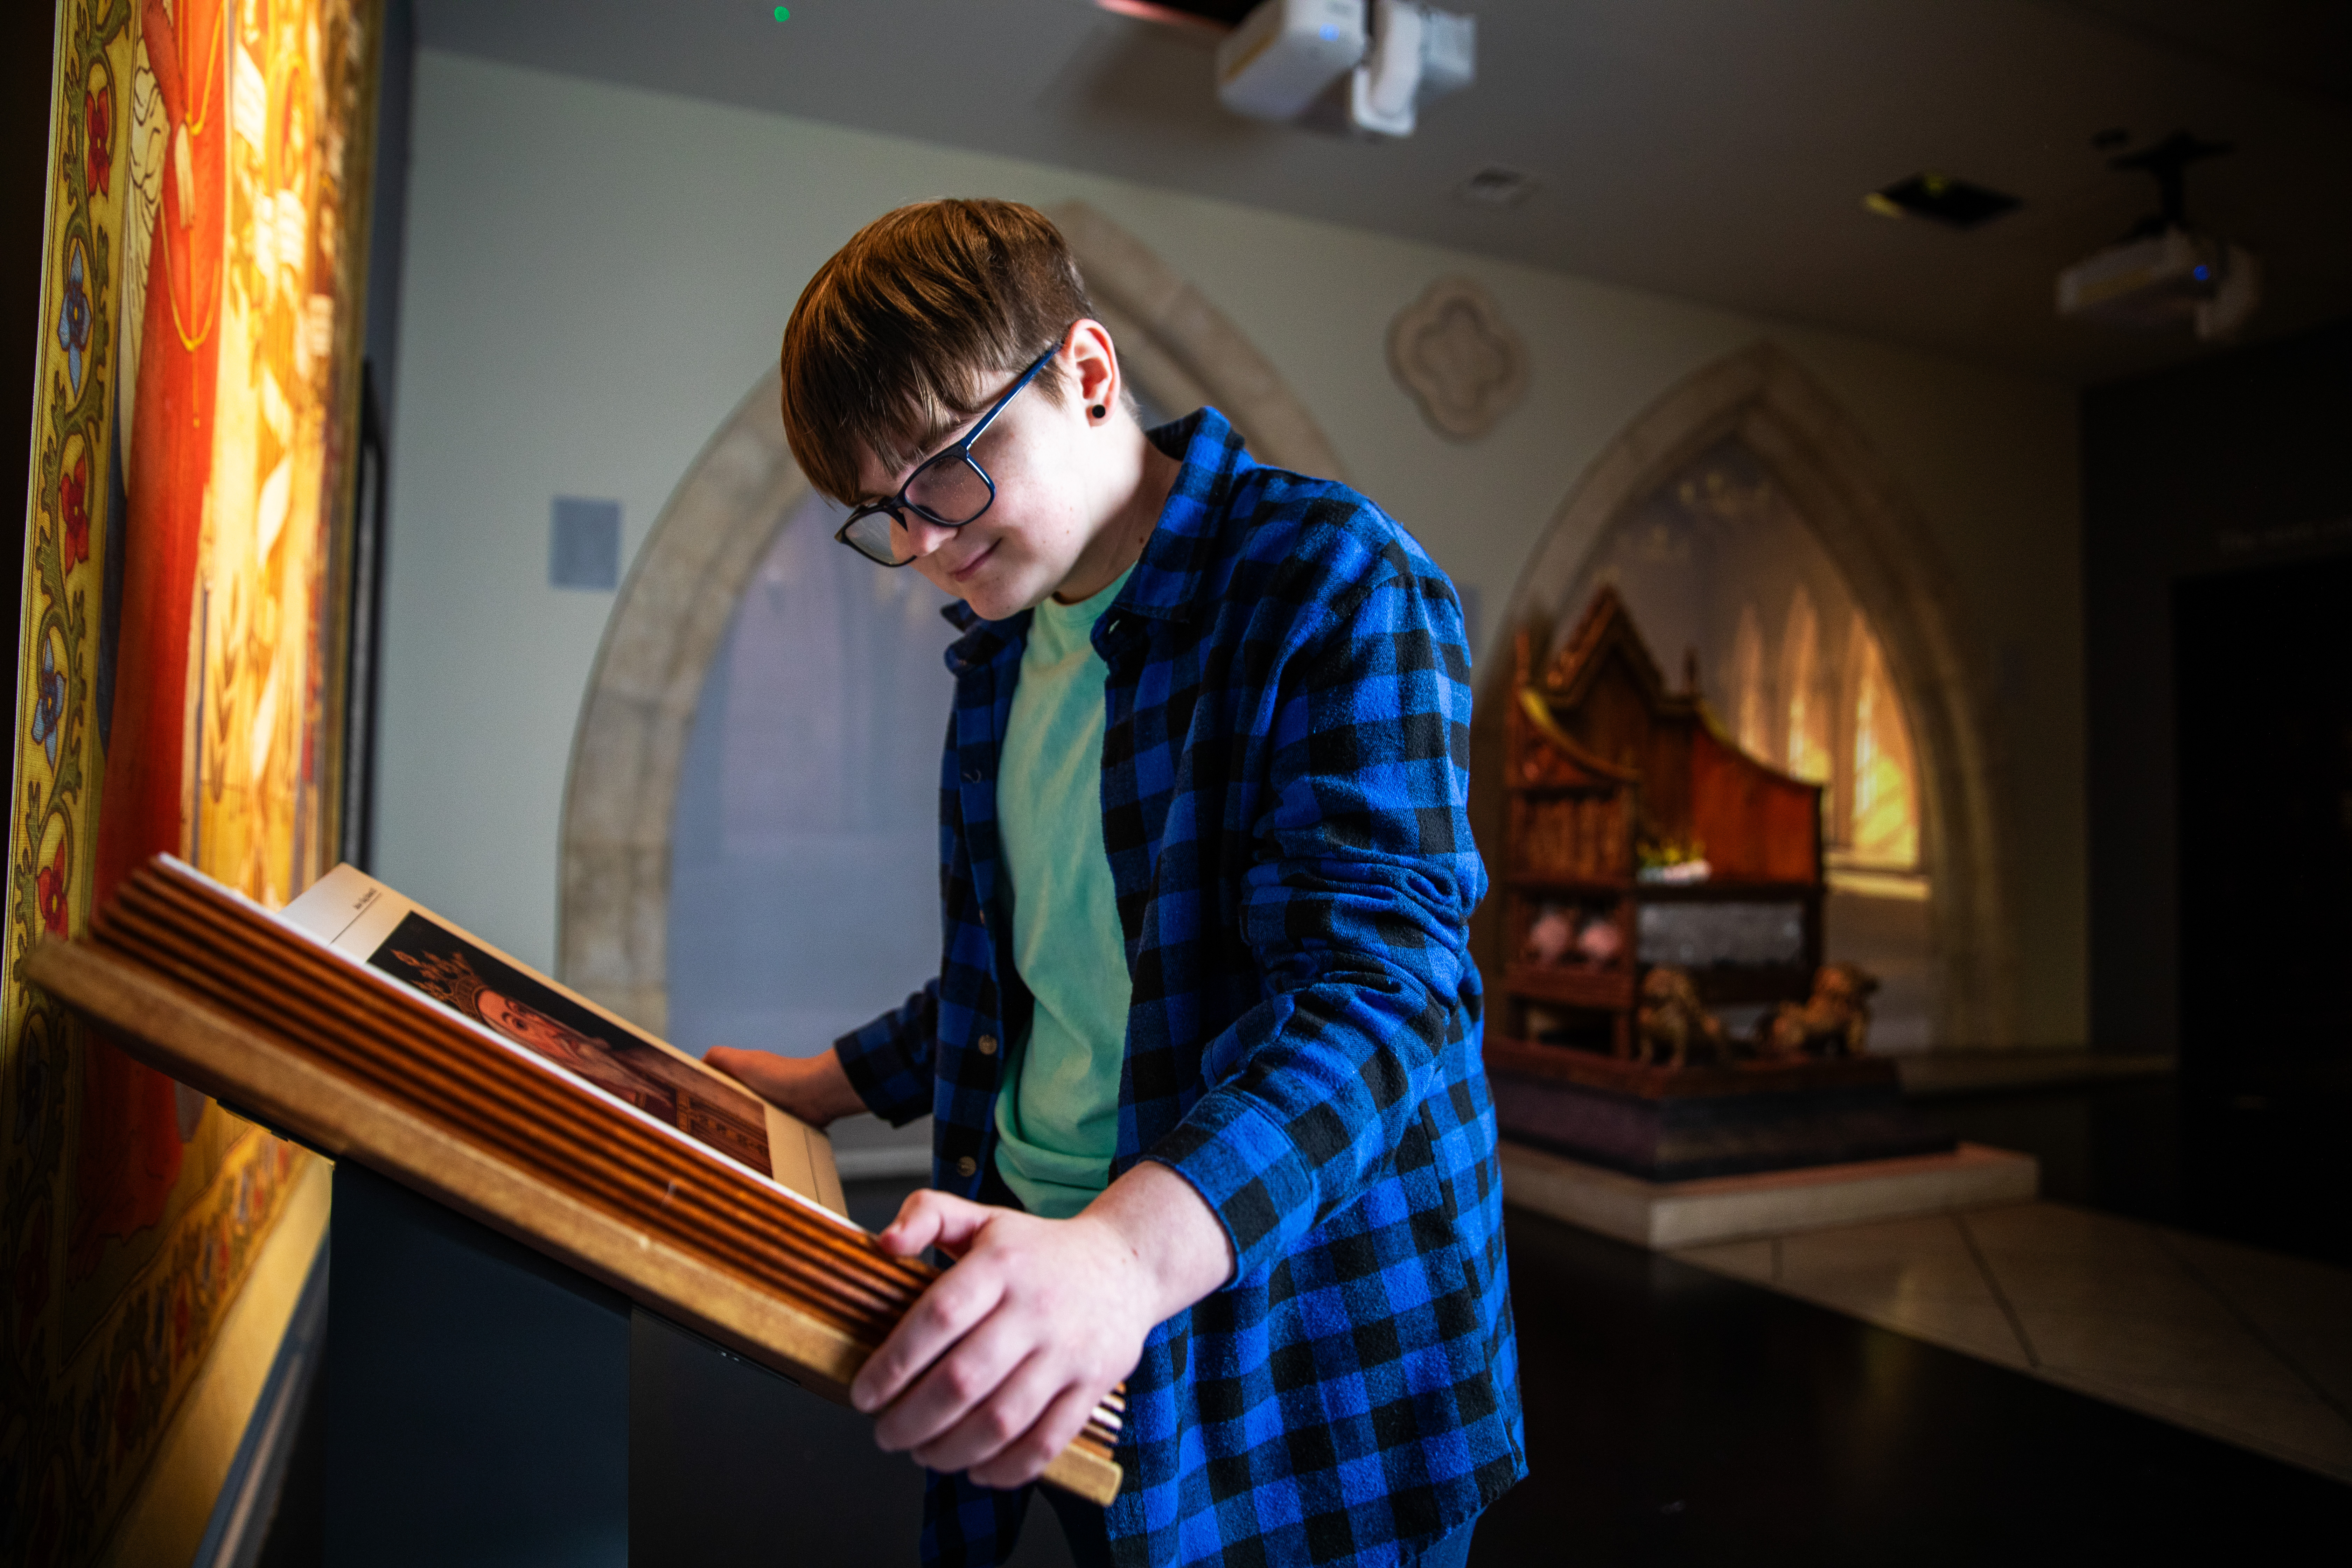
<box><xmin>835</xmin><ymin>336</ymin><xmax>1067</xmax><ymax>567</ymax></box>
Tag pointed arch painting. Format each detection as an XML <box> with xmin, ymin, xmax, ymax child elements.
<box><xmin>4</xmin><ymin>1</ymin><xmax>382</xmax><ymax>1559</ymax></box>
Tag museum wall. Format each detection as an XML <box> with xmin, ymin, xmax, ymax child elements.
<box><xmin>2081</xmin><ymin>316</ymin><xmax>2352</xmax><ymax>1057</ymax></box>
<box><xmin>375</xmin><ymin>50</ymin><xmax>2090</xmax><ymax>1049</ymax></box>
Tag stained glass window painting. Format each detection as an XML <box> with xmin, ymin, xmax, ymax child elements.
<box><xmin>1780</xmin><ymin>583</ymin><xmax>1834</xmax><ymax>788</ymax></box>
<box><xmin>1847</xmin><ymin>612</ymin><xmax>1921</xmax><ymax>868</ymax></box>
<box><xmin>1732</xmin><ymin>602</ymin><xmax>1770</xmax><ymax>760</ymax></box>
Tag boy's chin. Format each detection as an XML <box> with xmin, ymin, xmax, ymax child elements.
<box><xmin>954</xmin><ymin>573</ymin><xmax>1058</xmax><ymax>622</ymax></box>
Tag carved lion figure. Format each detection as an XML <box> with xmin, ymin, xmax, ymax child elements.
<box><xmin>1635</xmin><ymin>966</ymin><xmax>1730</xmax><ymax>1069</ymax></box>
<box><xmin>1757</xmin><ymin>962</ymin><xmax>1881</xmax><ymax>1059</ymax></box>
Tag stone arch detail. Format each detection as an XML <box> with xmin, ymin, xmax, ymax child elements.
<box><xmin>556</xmin><ymin>204</ymin><xmax>1344</xmax><ymax>1029</ymax></box>
<box><xmin>1472</xmin><ymin>340</ymin><xmax>2018</xmax><ymax>1049</ymax></box>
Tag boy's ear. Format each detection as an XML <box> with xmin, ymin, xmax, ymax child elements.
<box><xmin>1068</xmin><ymin>319</ymin><xmax>1121</xmax><ymax>414</ymax></box>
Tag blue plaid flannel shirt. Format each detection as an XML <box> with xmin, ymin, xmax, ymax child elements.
<box><xmin>835</xmin><ymin>408</ymin><xmax>1525</xmax><ymax>1567</ymax></box>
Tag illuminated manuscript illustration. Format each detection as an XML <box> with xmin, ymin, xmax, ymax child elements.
<box><xmin>4</xmin><ymin>2</ymin><xmax>382</xmax><ymax>1560</ymax></box>
<box><xmin>371</xmin><ymin>913</ymin><xmax>777</xmax><ymax>1178</ymax></box>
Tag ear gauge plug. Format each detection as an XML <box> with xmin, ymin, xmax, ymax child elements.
<box><xmin>1091</xmin><ymin>404</ymin><xmax>1108</xmax><ymax>420</ymax></box>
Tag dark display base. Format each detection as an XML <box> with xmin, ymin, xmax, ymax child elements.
<box><xmin>1485</xmin><ymin>1038</ymin><xmax>1955</xmax><ymax>1181</ymax></box>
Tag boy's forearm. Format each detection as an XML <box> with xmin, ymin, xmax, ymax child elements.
<box><xmin>1082</xmin><ymin>1159</ymin><xmax>1236</xmax><ymax>1322</ymax></box>
<box><xmin>799</xmin><ymin>1046</ymin><xmax>869</xmax><ymax>1121</ymax></box>
<box><xmin>705</xmin><ymin>1044</ymin><xmax>867</xmax><ymax>1126</ymax></box>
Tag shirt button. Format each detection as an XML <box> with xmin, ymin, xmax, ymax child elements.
<box><xmin>976</xmin><ymin>1034</ymin><xmax>998</xmax><ymax>1056</ymax></box>
<box><xmin>955</xmin><ymin>1156</ymin><xmax>978</xmax><ymax>1179</ymax></box>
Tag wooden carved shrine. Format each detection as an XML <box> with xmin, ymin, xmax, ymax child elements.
<box><xmin>1485</xmin><ymin>588</ymin><xmax>1950</xmax><ymax>1181</ymax></box>
<box><xmin>1498</xmin><ymin>586</ymin><xmax>1826</xmax><ymax>1049</ymax></box>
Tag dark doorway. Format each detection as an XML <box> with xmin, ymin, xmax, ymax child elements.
<box><xmin>2173</xmin><ymin>552</ymin><xmax>2352</xmax><ymax>1265</ymax></box>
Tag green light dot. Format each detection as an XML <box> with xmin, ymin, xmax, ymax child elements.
<box><xmin>773</xmin><ymin>5</ymin><xmax>789</xmax><ymax>17</ymax></box>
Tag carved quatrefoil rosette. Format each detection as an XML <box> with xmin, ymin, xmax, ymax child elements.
<box><xmin>1387</xmin><ymin>275</ymin><xmax>1530</xmax><ymax>442</ymax></box>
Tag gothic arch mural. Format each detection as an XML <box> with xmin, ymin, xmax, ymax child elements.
<box><xmin>1473</xmin><ymin>341</ymin><xmax>2017</xmax><ymax>1048</ymax></box>
<box><xmin>555</xmin><ymin>203</ymin><xmax>1344</xmax><ymax>1033</ymax></box>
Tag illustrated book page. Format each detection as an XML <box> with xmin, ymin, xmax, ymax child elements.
<box><xmin>281</xmin><ymin>864</ymin><xmax>846</xmax><ymax>1216</ymax></box>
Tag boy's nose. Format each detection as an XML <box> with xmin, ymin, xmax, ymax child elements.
<box><xmin>899</xmin><ymin>512</ymin><xmax>959</xmax><ymax>561</ymax></box>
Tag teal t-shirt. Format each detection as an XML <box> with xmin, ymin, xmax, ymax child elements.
<box><xmin>991</xmin><ymin>565</ymin><xmax>1136</xmax><ymax>1220</ymax></box>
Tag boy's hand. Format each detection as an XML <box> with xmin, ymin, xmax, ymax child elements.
<box><xmin>704</xmin><ymin>1045</ymin><xmax>867</xmax><ymax>1127</ymax></box>
<box><xmin>853</xmin><ymin>1162</ymin><xmax>1234</xmax><ymax>1489</ymax></box>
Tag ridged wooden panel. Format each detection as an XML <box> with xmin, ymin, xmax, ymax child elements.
<box><xmin>26</xmin><ymin>859</ymin><xmax>1124</xmax><ymax>1504</ymax></box>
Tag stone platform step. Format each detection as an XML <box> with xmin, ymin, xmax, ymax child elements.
<box><xmin>1499</xmin><ymin>1139</ymin><xmax>2039</xmax><ymax>1250</ymax></box>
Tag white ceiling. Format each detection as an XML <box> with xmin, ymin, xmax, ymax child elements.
<box><xmin>414</xmin><ymin>0</ymin><xmax>2352</xmax><ymax>385</ymax></box>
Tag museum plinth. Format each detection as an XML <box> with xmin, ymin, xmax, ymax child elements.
<box><xmin>1484</xmin><ymin>1037</ymin><xmax>1956</xmax><ymax>1182</ymax></box>
<box><xmin>1486</xmin><ymin>1038</ymin><xmax>2039</xmax><ymax>1248</ymax></box>
<box><xmin>1497</xmin><ymin>1139</ymin><xmax>2040</xmax><ymax>1249</ymax></box>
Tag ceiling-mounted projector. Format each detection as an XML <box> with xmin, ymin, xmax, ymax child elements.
<box><xmin>1215</xmin><ymin>0</ymin><xmax>1475</xmax><ymax>139</ymax></box>
<box><xmin>2056</xmin><ymin>131</ymin><xmax>2260</xmax><ymax>342</ymax></box>
<box><xmin>2058</xmin><ymin>230</ymin><xmax>2260</xmax><ymax>340</ymax></box>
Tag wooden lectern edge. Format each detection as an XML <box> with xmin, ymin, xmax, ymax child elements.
<box><xmin>23</xmin><ymin>940</ymin><xmax>1124</xmax><ymax>1507</ymax></box>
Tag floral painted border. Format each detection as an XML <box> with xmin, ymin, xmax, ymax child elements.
<box><xmin>0</xmin><ymin>5</ymin><xmax>311</xmax><ymax>1564</ymax></box>
<box><xmin>7</xmin><ymin>1134</ymin><xmax>306</xmax><ymax>1564</ymax></box>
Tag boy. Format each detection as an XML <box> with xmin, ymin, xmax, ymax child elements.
<box><xmin>708</xmin><ymin>200</ymin><xmax>1520</xmax><ymax>1568</ymax></box>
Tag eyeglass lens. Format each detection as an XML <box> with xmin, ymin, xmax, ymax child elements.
<box><xmin>845</xmin><ymin>453</ymin><xmax>995</xmax><ymax>565</ymax></box>
<box><xmin>906</xmin><ymin>453</ymin><xmax>993</xmax><ymax>525</ymax></box>
<box><xmin>841</xmin><ymin>510</ymin><xmax>905</xmax><ymax>565</ymax></box>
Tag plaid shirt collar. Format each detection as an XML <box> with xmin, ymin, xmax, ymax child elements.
<box><xmin>938</xmin><ymin>407</ymin><xmax>1247</xmax><ymax>675</ymax></box>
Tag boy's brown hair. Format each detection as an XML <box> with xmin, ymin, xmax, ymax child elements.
<box><xmin>780</xmin><ymin>199</ymin><xmax>1099</xmax><ymax>505</ymax></box>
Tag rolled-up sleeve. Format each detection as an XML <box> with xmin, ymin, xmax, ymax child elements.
<box><xmin>833</xmin><ymin>980</ymin><xmax>940</xmax><ymax>1128</ymax></box>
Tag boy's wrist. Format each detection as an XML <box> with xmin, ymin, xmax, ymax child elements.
<box><xmin>804</xmin><ymin>1047</ymin><xmax>867</xmax><ymax>1120</ymax></box>
<box><xmin>706</xmin><ymin>1044</ymin><xmax>866</xmax><ymax>1126</ymax></box>
<box><xmin>1080</xmin><ymin>1160</ymin><xmax>1236</xmax><ymax>1326</ymax></box>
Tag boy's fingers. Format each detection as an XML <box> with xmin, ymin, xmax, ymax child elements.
<box><xmin>852</xmin><ymin>1249</ymin><xmax>1004</xmax><ymax>1414</ymax></box>
<box><xmin>909</xmin><ymin>1347</ymin><xmax>1057</xmax><ymax>1476</ymax></box>
<box><xmin>874</xmin><ymin>1192</ymin><xmax>940</xmax><ymax>1258</ymax></box>
<box><xmin>877</xmin><ymin>1190</ymin><xmax>989</xmax><ymax>1258</ymax></box>
<box><xmin>886</xmin><ymin>1323</ymin><xmax>1047</xmax><ymax>1463</ymax></box>
<box><xmin>965</xmin><ymin>1381</ymin><xmax>1102</xmax><ymax>1491</ymax></box>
